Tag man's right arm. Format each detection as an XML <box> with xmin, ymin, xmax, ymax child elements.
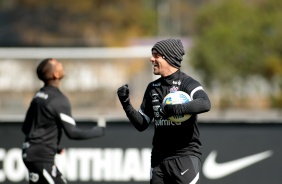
<box><xmin>117</xmin><ymin>84</ymin><xmax>150</xmax><ymax>132</ymax></box>
<box><xmin>60</xmin><ymin>112</ymin><xmax>105</xmax><ymax>140</ymax></box>
<box><xmin>123</xmin><ymin>105</ymin><xmax>150</xmax><ymax>132</ymax></box>
<box><xmin>56</xmin><ymin>96</ymin><xmax>105</xmax><ymax>140</ymax></box>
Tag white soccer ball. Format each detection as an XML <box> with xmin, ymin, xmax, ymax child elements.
<box><xmin>162</xmin><ymin>91</ymin><xmax>191</xmax><ymax>123</ymax></box>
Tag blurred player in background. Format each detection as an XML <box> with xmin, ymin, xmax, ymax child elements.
<box><xmin>117</xmin><ymin>39</ymin><xmax>211</xmax><ymax>184</ymax></box>
<box><xmin>22</xmin><ymin>58</ymin><xmax>105</xmax><ymax>184</ymax></box>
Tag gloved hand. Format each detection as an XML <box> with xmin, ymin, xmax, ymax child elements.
<box><xmin>117</xmin><ymin>84</ymin><xmax>130</xmax><ymax>107</ymax></box>
<box><xmin>158</xmin><ymin>103</ymin><xmax>176</xmax><ymax>119</ymax></box>
<box><xmin>157</xmin><ymin>104</ymin><xmax>169</xmax><ymax>119</ymax></box>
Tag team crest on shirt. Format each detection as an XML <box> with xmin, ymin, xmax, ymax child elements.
<box><xmin>169</xmin><ymin>86</ymin><xmax>179</xmax><ymax>93</ymax></box>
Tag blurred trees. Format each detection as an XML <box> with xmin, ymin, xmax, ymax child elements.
<box><xmin>0</xmin><ymin>0</ymin><xmax>205</xmax><ymax>47</ymax></box>
<box><xmin>190</xmin><ymin>0</ymin><xmax>282</xmax><ymax>108</ymax></box>
<box><xmin>0</xmin><ymin>0</ymin><xmax>158</xmax><ymax>47</ymax></box>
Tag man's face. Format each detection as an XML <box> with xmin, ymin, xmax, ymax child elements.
<box><xmin>150</xmin><ymin>50</ymin><xmax>172</xmax><ymax>77</ymax></box>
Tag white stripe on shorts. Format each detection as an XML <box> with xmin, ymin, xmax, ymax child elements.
<box><xmin>190</xmin><ymin>172</ymin><xmax>199</xmax><ymax>184</ymax></box>
<box><xmin>43</xmin><ymin>169</ymin><xmax>55</xmax><ymax>184</ymax></box>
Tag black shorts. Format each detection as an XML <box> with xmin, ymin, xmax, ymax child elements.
<box><xmin>24</xmin><ymin>161</ymin><xmax>67</xmax><ymax>184</ymax></box>
<box><xmin>150</xmin><ymin>155</ymin><xmax>201</xmax><ymax>184</ymax></box>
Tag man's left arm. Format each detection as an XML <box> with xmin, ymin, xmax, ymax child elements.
<box><xmin>162</xmin><ymin>78</ymin><xmax>211</xmax><ymax>116</ymax></box>
<box><xmin>165</xmin><ymin>89</ymin><xmax>211</xmax><ymax>115</ymax></box>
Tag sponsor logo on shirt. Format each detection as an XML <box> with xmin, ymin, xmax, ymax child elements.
<box><xmin>154</xmin><ymin>119</ymin><xmax>181</xmax><ymax>127</ymax></box>
<box><xmin>172</xmin><ymin>80</ymin><xmax>181</xmax><ymax>85</ymax></box>
<box><xmin>34</xmin><ymin>91</ymin><xmax>48</xmax><ymax>100</ymax></box>
<box><xmin>152</xmin><ymin>82</ymin><xmax>161</xmax><ymax>87</ymax></box>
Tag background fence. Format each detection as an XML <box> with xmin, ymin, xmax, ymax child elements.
<box><xmin>0</xmin><ymin>47</ymin><xmax>280</xmax><ymax>121</ymax></box>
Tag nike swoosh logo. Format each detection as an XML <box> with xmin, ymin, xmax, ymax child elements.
<box><xmin>203</xmin><ymin>150</ymin><xmax>273</xmax><ymax>179</ymax></box>
<box><xmin>181</xmin><ymin>169</ymin><xmax>189</xmax><ymax>175</ymax></box>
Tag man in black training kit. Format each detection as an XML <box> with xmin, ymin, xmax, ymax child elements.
<box><xmin>22</xmin><ymin>58</ymin><xmax>105</xmax><ymax>184</ymax></box>
<box><xmin>117</xmin><ymin>39</ymin><xmax>211</xmax><ymax>184</ymax></box>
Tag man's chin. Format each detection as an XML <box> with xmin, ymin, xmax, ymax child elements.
<box><xmin>153</xmin><ymin>70</ymin><xmax>160</xmax><ymax>75</ymax></box>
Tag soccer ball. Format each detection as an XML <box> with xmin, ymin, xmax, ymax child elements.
<box><xmin>162</xmin><ymin>91</ymin><xmax>191</xmax><ymax>123</ymax></box>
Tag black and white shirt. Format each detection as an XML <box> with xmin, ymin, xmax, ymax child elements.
<box><xmin>123</xmin><ymin>70</ymin><xmax>211</xmax><ymax>167</ymax></box>
<box><xmin>22</xmin><ymin>85</ymin><xmax>104</xmax><ymax>163</ymax></box>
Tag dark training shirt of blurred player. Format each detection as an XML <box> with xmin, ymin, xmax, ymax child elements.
<box><xmin>22</xmin><ymin>58</ymin><xmax>105</xmax><ymax>184</ymax></box>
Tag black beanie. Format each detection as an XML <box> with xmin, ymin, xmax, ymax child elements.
<box><xmin>152</xmin><ymin>38</ymin><xmax>185</xmax><ymax>69</ymax></box>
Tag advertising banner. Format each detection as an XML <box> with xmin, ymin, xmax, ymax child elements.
<box><xmin>200</xmin><ymin>122</ymin><xmax>282</xmax><ymax>184</ymax></box>
<box><xmin>0</xmin><ymin>120</ymin><xmax>281</xmax><ymax>184</ymax></box>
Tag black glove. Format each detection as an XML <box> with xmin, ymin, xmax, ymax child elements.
<box><xmin>157</xmin><ymin>104</ymin><xmax>169</xmax><ymax>119</ymax></box>
<box><xmin>117</xmin><ymin>84</ymin><xmax>130</xmax><ymax>107</ymax></box>
<box><xmin>158</xmin><ymin>103</ymin><xmax>176</xmax><ymax>119</ymax></box>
